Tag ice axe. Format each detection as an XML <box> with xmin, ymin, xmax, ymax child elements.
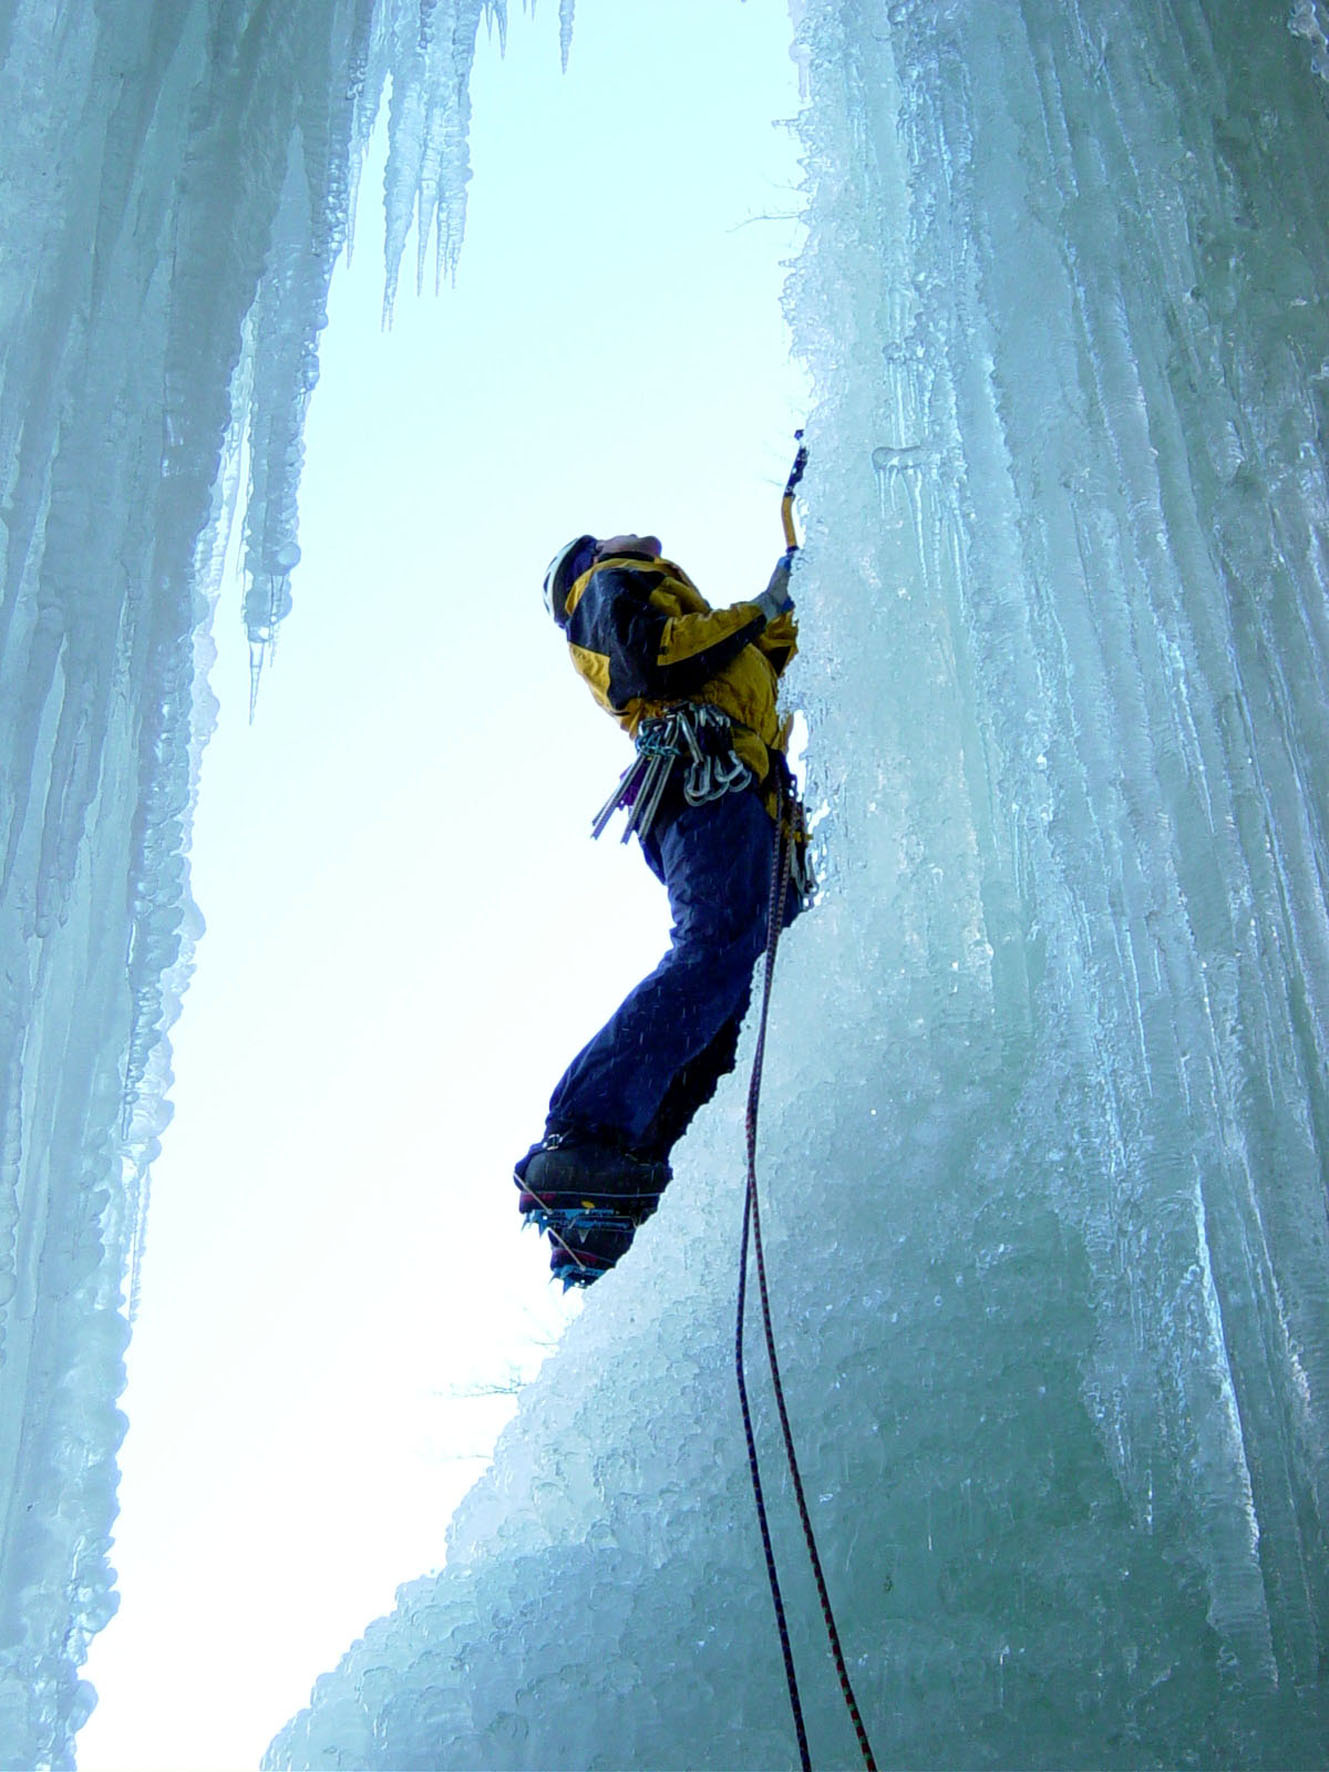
<box><xmin>781</xmin><ymin>429</ymin><xmax>808</xmax><ymax>552</ymax></box>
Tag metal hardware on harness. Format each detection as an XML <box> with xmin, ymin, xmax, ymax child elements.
<box><xmin>590</xmin><ymin>704</ymin><xmax>752</xmax><ymax>845</ymax></box>
<box><xmin>677</xmin><ymin>703</ymin><xmax>752</xmax><ymax>806</ymax></box>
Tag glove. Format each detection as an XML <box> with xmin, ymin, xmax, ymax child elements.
<box><xmin>755</xmin><ymin>550</ymin><xmax>795</xmax><ymax>623</ymax></box>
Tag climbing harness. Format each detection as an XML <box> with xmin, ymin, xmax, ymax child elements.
<box><xmin>736</xmin><ymin>433</ymin><xmax>877</xmax><ymax>1772</ymax></box>
<box><xmin>591</xmin><ymin>702</ymin><xmax>752</xmax><ymax>845</ymax></box>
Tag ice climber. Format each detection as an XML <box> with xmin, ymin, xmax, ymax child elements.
<box><xmin>515</xmin><ymin>530</ymin><xmax>804</xmax><ymax>1286</ymax></box>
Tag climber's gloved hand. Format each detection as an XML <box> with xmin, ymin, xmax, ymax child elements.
<box><xmin>755</xmin><ymin>550</ymin><xmax>796</xmax><ymax>623</ymax></box>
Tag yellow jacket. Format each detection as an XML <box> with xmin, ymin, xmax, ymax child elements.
<box><xmin>562</xmin><ymin>553</ymin><xmax>798</xmax><ymax>786</ymax></box>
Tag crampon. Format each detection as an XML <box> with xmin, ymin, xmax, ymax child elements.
<box><xmin>514</xmin><ymin>1135</ymin><xmax>669</xmax><ymax>1288</ymax></box>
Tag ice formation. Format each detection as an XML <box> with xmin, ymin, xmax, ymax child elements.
<box><xmin>1</xmin><ymin>0</ymin><xmax>1326</xmax><ymax>1765</ymax></box>
<box><xmin>0</xmin><ymin>3</ymin><xmax>519</xmax><ymax>1763</ymax></box>
<box><xmin>265</xmin><ymin>3</ymin><xmax>1329</xmax><ymax>1768</ymax></box>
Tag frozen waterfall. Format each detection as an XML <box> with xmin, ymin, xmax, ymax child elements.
<box><xmin>265</xmin><ymin>3</ymin><xmax>1329</xmax><ymax>1769</ymax></box>
<box><xmin>0</xmin><ymin>0</ymin><xmax>1326</xmax><ymax>1767</ymax></box>
<box><xmin>0</xmin><ymin>2</ymin><xmax>514</xmax><ymax>1763</ymax></box>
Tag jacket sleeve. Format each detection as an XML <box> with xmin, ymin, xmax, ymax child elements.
<box><xmin>754</xmin><ymin>608</ymin><xmax>798</xmax><ymax>677</ymax></box>
<box><xmin>567</xmin><ymin>566</ymin><xmax>767</xmax><ymax>708</ymax></box>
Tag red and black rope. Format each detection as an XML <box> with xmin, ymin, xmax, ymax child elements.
<box><xmin>737</xmin><ymin>782</ymin><xmax>878</xmax><ymax>1772</ymax></box>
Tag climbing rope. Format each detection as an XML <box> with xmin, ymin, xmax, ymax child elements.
<box><xmin>735</xmin><ymin>802</ymin><xmax>810</xmax><ymax>1768</ymax></box>
<box><xmin>737</xmin><ymin>784</ymin><xmax>877</xmax><ymax>1772</ymax></box>
<box><xmin>736</xmin><ymin>433</ymin><xmax>878</xmax><ymax>1771</ymax></box>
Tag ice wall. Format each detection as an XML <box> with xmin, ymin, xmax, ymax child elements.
<box><xmin>0</xmin><ymin>3</ymin><xmax>512</xmax><ymax>1762</ymax></box>
<box><xmin>268</xmin><ymin>3</ymin><xmax>1329</xmax><ymax>1767</ymax></box>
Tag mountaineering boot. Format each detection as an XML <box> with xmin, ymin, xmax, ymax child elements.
<box><xmin>515</xmin><ymin>1133</ymin><xmax>670</xmax><ymax>1225</ymax></box>
<box><xmin>514</xmin><ymin>1132</ymin><xmax>671</xmax><ymax>1287</ymax></box>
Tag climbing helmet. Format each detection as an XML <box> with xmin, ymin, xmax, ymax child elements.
<box><xmin>543</xmin><ymin>534</ymin><xmax>598</xmax><ymax>625</ymax></box>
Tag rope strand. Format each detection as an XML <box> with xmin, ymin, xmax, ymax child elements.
<box><xmin>738</xmin><ymin>783</ymin><xmax>878</xmax><ymax>1772</ymax></box>
<box><xmin>736</xmin><ymin>1179</ymin><xmax>812</xmax><ymax>1771</ymax></box>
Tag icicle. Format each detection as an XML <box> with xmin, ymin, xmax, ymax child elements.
<box><xmin>558</xmin><ymin>0</ymin><xmax>574</xmax><ymax>70</ymax></box>
<box><xmin>0</xmin><ymin>5</ymin><xmax>545</xmax><ymax>1756</ymax></box>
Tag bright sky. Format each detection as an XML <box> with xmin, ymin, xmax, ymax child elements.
<box><xmin>78</xmin><ymin>5</ymin><xmax>807</xmax><ymax>1767</ymax></box>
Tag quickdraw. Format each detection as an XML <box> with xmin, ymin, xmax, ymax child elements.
<box><xmin>591</xmin><ymin>702</ymin><xmax>752</xmax><ymax>845</ymax></box>
<box><xmin>679</xmin><ymin>704</ymin><xmax>753</xmax><ymax>807</ymax></box>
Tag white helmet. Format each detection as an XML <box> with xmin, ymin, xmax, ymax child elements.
<box><xmin>542</xmin><ymin>534</ymin><xmax>597</xmax><ymax>625</ymax></box>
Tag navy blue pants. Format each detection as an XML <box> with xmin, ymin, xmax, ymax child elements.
<box><xmin>546</xmin><ymin>785</ymin><xmax>777</xmax><ymax>1161</ymax></box>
